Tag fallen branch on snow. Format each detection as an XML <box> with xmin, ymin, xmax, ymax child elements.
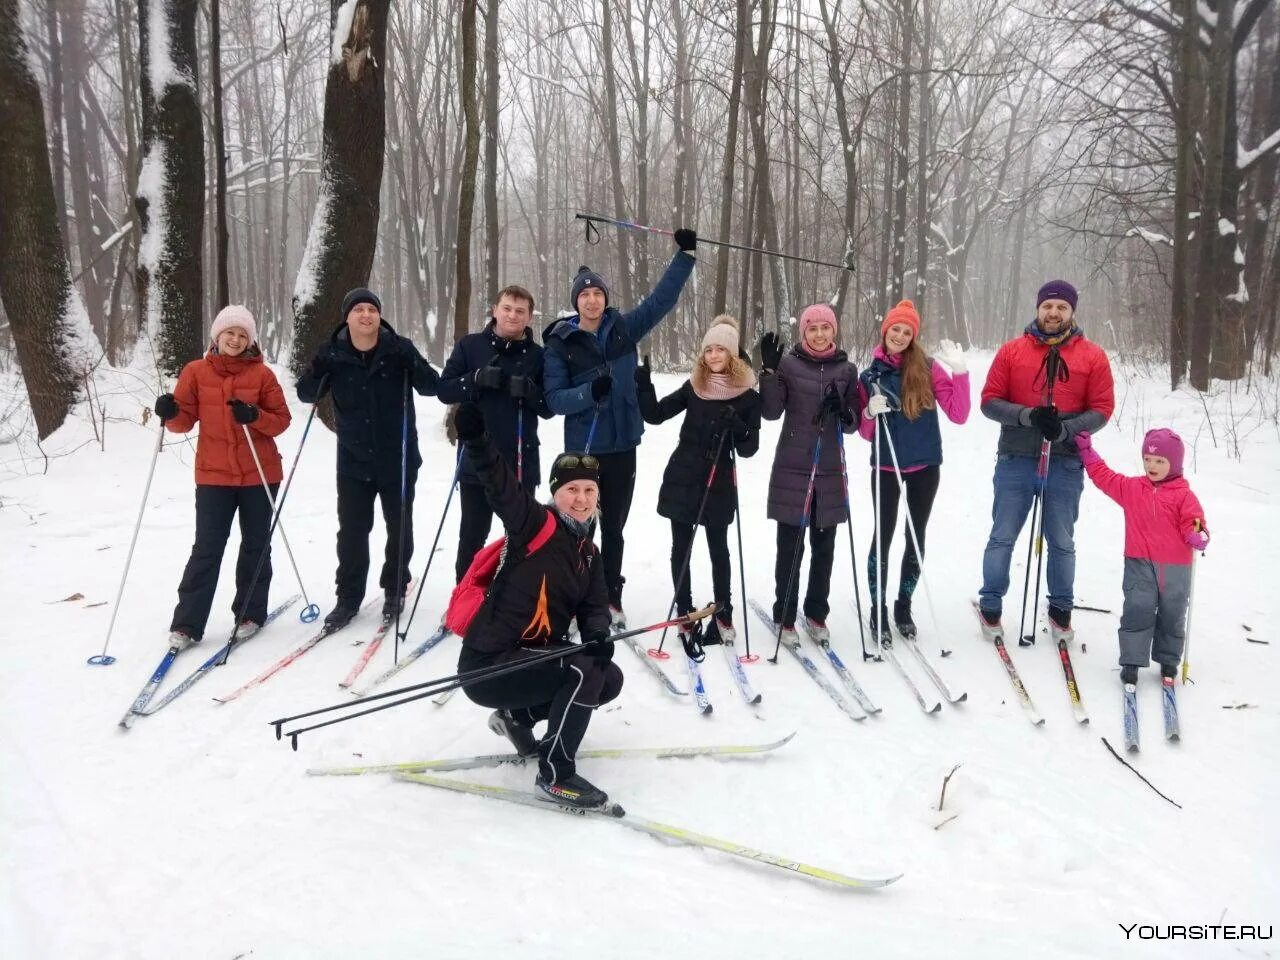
<box><xmin>1100</xmin><ymin>738</ymin><xmax>1181</xmax><ymax>809</ymax></box>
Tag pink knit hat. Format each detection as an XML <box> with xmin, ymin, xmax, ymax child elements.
<box><xmin>210</xmin><ymin>304</ymin><xmax>258</xmax><ymax>345</ymax></box>
<box><xmin>799</xmin><ymin>303</ymin><xmax>837</xmax><ymax>338</ymax></box>
<box><xmin>1142</xmin><ymin>427</ymin><xmax>1184</xmax><ymax>478</ymax></box>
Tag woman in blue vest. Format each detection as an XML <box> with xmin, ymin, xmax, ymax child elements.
<box><xmin>858</xmin><ymin>300</ymin><xmax>970</xmax><ymax>642</ymax></box>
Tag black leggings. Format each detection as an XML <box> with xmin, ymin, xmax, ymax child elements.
<box><xmin>867</xmin><ymin>465</ymin><xmax>940</xmax><ymax>606</ymax></box>
<box><xmin>772</xmin><ymin>497</ymin><xmax>837</xmax><ymax>626</ymax></box>
<box><xmin>460</xmin><ymin>645</ymin><xmax>624</xmax><ymax>781</ymax></box>
<box><xmin>595</xmin><ymin>449</ymin><xmax>637</xmax><ymax>608</ymax></box>
<box><xmin>669</xmin><ymin>520</ymin><xmax>733</xmax><ymax>618</ymax></box>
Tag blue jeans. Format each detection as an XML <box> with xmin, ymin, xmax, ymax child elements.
<box><xmin>979</xmin><ymin>454</ymin><xmax>1084</xmax><ymax>615</ymax></box>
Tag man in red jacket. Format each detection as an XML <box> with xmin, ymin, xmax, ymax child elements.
<box><xmin>976</xmin><ymin>281</ymin><xmax>1114</xmax><ymax>644</ymax></box>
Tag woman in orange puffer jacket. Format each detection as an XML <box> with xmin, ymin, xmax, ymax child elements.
<box><xmin>153</xmin><ymin>305</ymin><xmax>291</xmax><ymax>649</ymax></box>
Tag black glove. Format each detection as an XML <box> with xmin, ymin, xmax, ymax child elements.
<box><xmin>228</xmin><ymin>399</ymin><xmax>260</xmax><ymax>425</ymax></box>
<box><xmin>154</xmin><ymin>393</ymin><xmax>178</xmax><ymax>421</ymax></box>
<box><xmin>1029</xmin><ymin>405</ymin><xmax>1064</xmax><ymax>442</ymax></box>
<box><xmin>591</xmin><ymin>375</ymin><xmax>613</xmax><ymax>402</ymax></box>
<box><xmin>634</xmin><ymin>355</ymin><xmax>652</xmax><ymax>392</ymax></box>
<box><xmin>673</xmin><ymin>228</ymin><xmax>697</xmax><ymax>253</ymax></box>
<box><xmin>817</xmin><ymin>386</ymin><xmax>844</xmax><ymax>424</ymax></box>
<box><xmin>454</xmin><ymin>402</ymin><xmax>486</xmax><ymax>442</ymax></box>
<box><xmin>585</xmin><ymin>632</ymin><xmax>615</xmax><ymax>663</ymax></box>
<box><xmin>508</xmin><ymin>374</ymin><xmax>529</xmax><ymax>399</ymax></box>
<box><xmin>759</xmin><ymin>332</ymin><xmax>783</xmax><ymax>371</ymax></box>
<box><xmin>716</xmin><ymin>405</ymin><xmax>748</xmax><ymax>437</ymax></box>
<box><xmin>474</xmin><ymin>358</ymin><xmax>505</xmax><ymax>392</ymax></box>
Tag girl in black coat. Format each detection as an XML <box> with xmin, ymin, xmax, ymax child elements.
<box><xmin>637</xmin><ymin>316</ymin><xmax>762</xmax><ymax>640</ymax></box>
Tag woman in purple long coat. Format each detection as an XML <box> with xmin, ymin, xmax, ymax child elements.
<box><xmin>758</xmin><ymin>304</ymin><xmax>862</xmax><ymax>644</ymax></box>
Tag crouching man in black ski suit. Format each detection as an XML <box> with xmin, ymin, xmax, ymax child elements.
<box><xmin>453</xmin><ymin>401</ymin><xmax>623</xmax><ymax>810</ymax></box>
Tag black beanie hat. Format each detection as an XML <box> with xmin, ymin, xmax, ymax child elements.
<box><xmin>569</xmin><ymin>266</ymin><xmax>609</xmax><ymax>312</ymax></box>
<box><xmin>549</xmin><ymin>452</ymin><xmax>600</xmax><ymax>493</ymax></box>
<box><xmin>342</xmin><ymin>287</ymin><xmax>382</xmax><ymax>320</ymax></box>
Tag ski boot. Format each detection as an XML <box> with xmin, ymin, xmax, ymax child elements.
<box><xmin>1047</xmin><ymin>605</ymin><xmax>1075</xmax><ymax>646</ymax></box>
<box><xmin>609</xmin><ymin>605</ymin><xmax>627</xmax><ymax>632</ymax></box>
<box><xmin>802</xmin><ymin>616</ymin><xmax>831</xmax><ymax>644</ymax></box>
<box><xmin>975</xmin><ymin>604</ymin><xmax>1003</xmax><ymax>643</ymax></box>
<box><xmin>893</xmin><ymin>599</ymin><xmax>917</xmax><ymax>639</ymax></box>
<box><xmin>233</xmin><ymin>620</ymin><xmax>260</xmax><ymax>642</ymax></box>
<box><xmin>535</xmin><ymin>772</ymin><xmax>610</xmax><ymax>810</ymax></box>
<box><xmin>713</xmin><ymin>613</ymin><xmax>737</xmax><ymax>645</ymax></box>
<box><xmin>324</xmin><ymin>601</ymin><xmax>360</xmax><ymax>632</ymax></box>
<box><xmin>869</xmin><ymin>606</ymin><xmax>892</xmax><ymax>648</ymax></box>
<box><xmin>167</xmin><ymin>629</ymin><xmax>197</xmax><ymax>652</ymax></box>
<box><xmin>1160</xmin><ymin>662</ymin><xmax>1178</xmax><ymax>680</ymax></box>
<box><xmin>1120</xmin><ymin>665</ymin><xmax>1139</xmax><ymax>685</ymax></box>
<box><xmin>488</xmin><ymin>709</ymin><xmax>538</xmax><ymax>758</ymax></box>
<box><xmin>382</xmin><ymin>587</ymin><xmax>407</xmax><ymax>620</ymax></box>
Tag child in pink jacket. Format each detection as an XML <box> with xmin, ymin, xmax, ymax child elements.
<box><xmin>1075</xmin><ymin>428</ymin><xmax>1208</xmax><ymax>685</ymax></box>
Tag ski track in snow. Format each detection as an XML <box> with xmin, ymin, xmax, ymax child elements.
<box><xmin>2</xmin><ymin>354</ymin><xmax>1277</xmax><ymax>958</ymax></box>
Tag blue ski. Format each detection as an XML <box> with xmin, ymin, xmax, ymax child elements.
<box><xmin>750</xmin><ymin>602</ymin><xmax>865</xmax><ymax>724</ymax></box>
<box><xmin>351</xmin><ymin>622</ymin><xmax>451</xmax><ymax>696</ymax></box>
<box><xmin>686</xmin><ymin>655</ymin><xmax>713</xmax><ymax>715</ymax></box>
<box><xmin>1161</xmin><ymin>677</ymin><xmax>1180</xmax><ymax>742</ymax></box>
<box><xmin>119</xmin><ymin>647</ymin><xmax>181</xmax><ymax>729</ymax></box>
<box><xmin>1123</xmin><ymin>682</ymin><xmax>1140</xmax><ymax>752</ymax></box>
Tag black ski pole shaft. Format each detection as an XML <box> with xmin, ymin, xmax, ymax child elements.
<box><xmin>730</xmin><ymin>451</ymin><xmax>753</xmax><ymax>660</ymax></box>
<box><xmin>401</xmin><ymin>447</ymin><xmax>463</xmax><ymax>642</ymax></box>
<box><xmin>656</xmin><ymin>432</ymin><xmax>727</xmax><ymax>654</ymax></box>
<box><xmin>274</xmin><ymin>604</ymin><xmax>717</xmax><ymax>746</ymax></box>
<box><xmin>769</xmin><ymin>414</ymin><xmax>828</xmax><ymax>664</ymax></box>
<box><xmin>574</xmin><ymin>213</ymin><xmax>853</xmax><ymax>272</ymax></box>
<box><xmin>1019</xmin><ymin>346</ymin><xmax>1061</xmax><ymax>644</ymax></box>
<box><xmin>394</xmin><ymin>370</ymin><xmax>411</xmax><ymax>661</ymax></box>
<box><xmin>218</xmin><ymin>382</ymin><xmax>326</xmax><ymax>666</ymax></box>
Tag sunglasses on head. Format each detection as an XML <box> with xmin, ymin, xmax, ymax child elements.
<box><xmin>555</xmin><ymin>454</ymin><xmax>600</xmax><ymax>470</ymax></box>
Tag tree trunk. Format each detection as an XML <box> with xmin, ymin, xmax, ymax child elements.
<box><xmin>42</xmin><ymin>0</ymin><xmax>66</xmax><ymax>249</ymax></box>
<box><xmin>482</xmin><ymin>0</ymin><xmax>500</xmax><ymax>307</ymax></box>
<box><xmin>210</xmin><ymin>0</ymin><xmax>229</xmax><ymax>309</ymax></box>
<box><xmin>455</xmin><ymin>0</ymin><xmax>480</xmax><ymax>340</ymax></box>
<box><xmin>816</xmin><ymin>0</ymin><xmax>859</xmax><ymax>322</ymax></box>
<box><xmin>599</xmin><ymin>0</ymin><xmax>634</xmax><ymax>306</ymax></box>
<box><xmin>890</xmin><ymin>0</ymin><xmax>913</xmax><ymax>303</ymax></box>
<box><xmin>136</xmin><ymin>0</ymin><xmax>205</xmax><ymax>375</ymax></box>
<box><xmin>713</xmin><ymin>0</ymin><xmax>749</xmax><ymax>315</ymax></box>
<box><xmin>742</xmin><ymin>0</ymin><xmax>788</xmax><ymax>324</ymax></box>
<box><xmin>1169</xmin><ymin>0</ymin><xmax>1196</xmax><ymax>387</ymax></box>
<box><xmin>288</xmin><ymin>0</ymin><xmax>390</xmax><ymax>385</ymax></box>
<box><xmin>913</xmin><ymin>0</ymin><xmax>932</xmax><ymax>309</ymax></box>
<box><xmin>0</xmin><ymin>0</ymin><xmax>90</xmax><ymax>437</ymax></box>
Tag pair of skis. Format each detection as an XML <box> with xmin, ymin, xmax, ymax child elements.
<box><xmin>119</xmin><ymin>594</ymin><xmax>300</xmax><ymax>728</ymax></box>
<box><xmin>971</xmin><ymin>601</ymin><xmax>1088</xmax><ymax>727</ymax></box>
<box><xmin>749</xmin><ymin>602</ymin><xmax>872</xmax><ymax>724</ymax></box>
<box><xmin>313</xmin><ymin>732</ymin><xmax>901</xmax><ymax>889</ymax></box>
<box><xmin>1123</xmin><ymin>676</ymin><xmax>1181</xmax><ymax>752</ymax></box>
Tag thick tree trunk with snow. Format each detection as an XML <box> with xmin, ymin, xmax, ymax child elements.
<box><xmin>136</xmin><ymin>0</ymin><xmax>205</xmax><ymax>376</ymax></box>
<box><xmin>455</xmin><ymin>0</ymin><xmax>480</xmax><ymax>341</ymax></box>
<box><xmin>482</xmin><ymin>0</ymin><xmax>500</xmax><ymax>307</ymax></box>
<box><xmin>0</xmin><ymin>0</ymin><xmax>89</xmax><ymax>438</ymax></box>
<box><xmin>713</xmin><ymin>0</ymin><xmax>748</xmax><ymax>315</ymax></box>
<box><xmin>289</xmin><ymin>0</ymin><xmax>390</xmax><ymax>385</ymax></box>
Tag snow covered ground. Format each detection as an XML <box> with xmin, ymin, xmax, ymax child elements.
<box><xmin>2</xmin><ymin>352</ymin><xmax>1277</xmax><ymax>959</ymax></box>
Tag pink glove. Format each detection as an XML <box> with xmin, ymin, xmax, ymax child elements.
<box><xmin>1185</xmin><ymin>528</ymin><xmax>1209</xmax><ymax>551</ymax></box>
<box><xmin>1073</xmin><ymin>430</ymin><xmax>1101</xmax><ymax>466</ymax></box>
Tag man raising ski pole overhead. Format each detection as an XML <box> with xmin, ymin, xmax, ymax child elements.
<box><xmin>975</xmin><ymin>280</ymin><xmax>1114</xmax><ymax>645</ymax></box>
<box><xmin>541</xmin><ymin>227</ymin><xmax>697</xmax><ymax>629</ymax></box>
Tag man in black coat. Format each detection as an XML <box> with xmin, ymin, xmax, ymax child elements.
<box><xmin>437</xmin><ymin>284</ymin><xmax>551</xmax><ymax>581</ymax></box>
<box><xmin>297</xmin><ymin>287</ymin><xmax>440</xmax><ymax>628</ymax></box>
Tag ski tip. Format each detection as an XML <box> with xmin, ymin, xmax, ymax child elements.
<box><xmin>927</xmin><ymin>702</ymin><xmax>942</xmax><ymax>714</ymax></box>
<box><xmin>1078</xmin><ymin>716</ymin><xmax>1091</xmax><ymax>726</ymax></box>
<box><xmin>749</xmin><ymin>694</ymin><xmax>763</xmax><ymax>705</ymax></box>
<box><xmin>952</xmin><ymin>692</ymin><xmax>969</xmax><ymax>703</ymax></box>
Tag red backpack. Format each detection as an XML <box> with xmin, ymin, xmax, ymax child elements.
<box><xmin>445</xmin><ymin>510</ymin><xmax>558</xmax><ymax>636</ymax></box>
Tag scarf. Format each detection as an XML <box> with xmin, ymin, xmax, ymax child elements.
<box><xmin>691</xmin><ymin>362</ymin><xmax>756</xmax><ymax>401</ymax></box>
<box><xmin>799</xmin><ymin>341</ymin><xmax>837</xmax><ymax>360</ymax></box>
<box><xmin>1023</xmin><ymin>319</ymin><xmax>1083</xmax><ymax>348</ymax></box>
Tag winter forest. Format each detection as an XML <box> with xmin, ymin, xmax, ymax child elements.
<box><xmin>0</xmin><ymin>0</ymin><xmax>1278</xmax><ymax>441</ymax></box>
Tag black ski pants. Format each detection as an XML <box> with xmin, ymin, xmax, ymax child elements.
<box><xmin>455</xmin><ymin>481</ymin><xmax>495</xmax><ymax>583</ymax></box>
<box><xmin>170</xmin><ymin>483</ymin><xmax>276</xmax><ymax>639</ymax></box>
<box><xmin>670</xmin><ymin>520</ymin><xmax>733</xmax><ymax>620</ymax></box>
<box><xmin>867</xmin><ymin>465</ymin><xmax>940</xmax><ymax>607</ymax></box>
<box><xmin>772</xmin><ymin>497</ymin><xmax>837</xmax><ymax>626</ymax></box>
<box><xmin>335</xmin><ymin>471</ymin><xmax>415</xmax><ymax>605</ymax></box>
<box><xmin>595</xmin><ymin>448</ymin><xmax>637</xmax><ymax>609</ymax></box>
<box><xmin>459</xmin><ymin>645</ymin><xmax>624</xmax><ymax>781</ymax></box>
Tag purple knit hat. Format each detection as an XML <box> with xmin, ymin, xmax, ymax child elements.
<box><xmin>1142</xmin><ymin>428</ymin><xmax>1184</xmax><ymax>478</ymax></box>
<box><xmin>1037</xmin><ymin>280</ymin><xmax>1078</xmax><ymax>311</ymax></box>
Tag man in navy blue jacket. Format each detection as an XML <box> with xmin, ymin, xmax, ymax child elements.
<box><xmin>542</xmin><ymin>229</ymin><xmax>696</xmax><ymax>623</ymax></box>
<box><xmin>437</xmin><ymin>284</ymin><xmax>551</xmax><ymax>581</ymax></box>
<box><xmin>297</xmin><ymin>288</ymin><xmax>439</xmax><ymax>629</ymax></box>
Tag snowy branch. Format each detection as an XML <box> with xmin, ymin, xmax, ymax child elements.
<box><xmin>1238</xmin><ymin>128</ymin><xmax>1280</xmax><ymax>174</ymax></box>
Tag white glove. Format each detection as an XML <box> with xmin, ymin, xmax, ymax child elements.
<box><xmin>864</xmin><ymin>394</ymin><xmax>891</xmax><ymax>418</ymax></box>
<box><xmin>934</xmin><ymin>339</ymin><xmax>967</xmax><ymax>375</ymax></box>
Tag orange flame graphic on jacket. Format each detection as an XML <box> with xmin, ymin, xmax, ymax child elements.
<box><xmin>521</xmin><ymin>575</ymin><xmax>552</xmax><ymax>644</ymax></box>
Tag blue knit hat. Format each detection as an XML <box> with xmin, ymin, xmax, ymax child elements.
<box><xmin>570</xmin><ymin>266</ymin><xmax>609</xmax><ymax>312</ymax></box>
<box><xmin>1036</xmin><ymin>280</ymin><xmax>1078</xmax><ymax>311</ymax></box>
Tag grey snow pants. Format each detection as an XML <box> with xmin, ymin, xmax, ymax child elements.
<box><xmin>1117</xmin><ymin>557</ymin><xmax>1193</xmax><ymax>671</ymax></box>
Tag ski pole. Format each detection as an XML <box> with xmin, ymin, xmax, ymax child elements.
<box><xmin>834</xmin><ymin>425</ymin><xmax>869</xmax><ymax>660</ymax></box>
<box><xmin>400</xmin><ymin>442</ymin><xmax>463</xmax><ymax>643</ymax></box>
<box><xmin>651</xmin><ymin>431</ymin><xmax>728</xmax><ymax>659</ymax></box>
<box><xmin>769</xmin><ymin>411</ymin><xmax>829</xmax><ymax>664</ymax></box>
<box><xmin>730</xmin><ymin>450</ymin><xmax>756</xmax><ymax>662</ymax></box>
<box><xmin>272</xmin><ymin>604</ymin><xmax>718</xmax><ymax>748</ymax></box>
<box><xmin>393</xmin><ymin>370</ymin><xmax>412</xmax><ymax>660</ymax></box>
<box><xmin>215</xmin><ymin>380</ymin><xmax>326</xmax><ymax>665</ymax></box>
<box><xmin>90</xmin><ymin>418</ymin><xmax>166</xmax><ymax>665</ymax></box>
<box><xmin>515</xmin><ymin>397</ymin><xmax>525</xmax><ymax>487</ymax></box>
<box><xmin>575</xmin><ymin>212</ymin><xmax>853</xmax><ymax>272</ymax></box>
<box><xmin>1018</xmin><ymin>346</ymin><xmax>1062</xmax><ymax>646</ymax></box>
<box><xmin>1181</xmin><ymin>522</ymin><xmax>1202</xmax><ymax>685</ymax></box>
<box><xmin>873</xmin><ymin>416</ymin><xmax>886</xmax><ymax>657</ymax></box>
<box><xmin>242</xmin><ymin>424</ymin><xmax>318</xmax><ymax>623</ymax></box>
<box><xmin>584</xmin><ymin>403</ymin><xmax>601</xmax><ymax>455</ymax></box>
